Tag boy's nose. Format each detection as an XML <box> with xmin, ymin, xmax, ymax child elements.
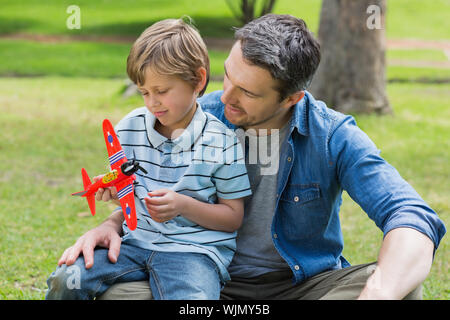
<box><xmin>148</xmin><ymin>96</ymin><xmax>161</xmax><ymax>108</ymax></box>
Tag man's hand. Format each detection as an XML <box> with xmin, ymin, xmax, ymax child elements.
<box><xmin>144</xmin><ymin>189</ymin><xmax>187</xmax><ymax>223</ymax></box>
<box><xmin>58</xmin><ymin>211</ymin><xmax>124</xmax><ymax>269</ymax></box>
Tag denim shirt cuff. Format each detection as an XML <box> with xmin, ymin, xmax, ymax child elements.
<box><xmin>382</xmin><ymin>205</ymin><xmax>446</xmax><ymax>253</ymax></box>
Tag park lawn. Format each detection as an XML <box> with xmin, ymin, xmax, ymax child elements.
<box><xmin>0</xmin><ymin>38</ymin><xmax>449</xmax><ymax>82</ymax></box>
<box><xmin>1</xmin><ymin>0</ymin><xmax>449</xmax><ymax>40</ymax></box>
<box><xmin>0</xmin><ymin>77</ymin><xmax>448</xmax><ymax>299</ymax></box>
<box><xmin>387</xmin><ymin>49</ymin><xmax>448</xmax><ymax>62</ymax></box>
<box><xmin>1</xmin><ymin>0</ymin><xmax>448</xmax><ymax>83</ymax></box>
<box><xmin>0</xmin><ymin>39</ymin><xmax>229</xmax><ymax>79</ymax></box>
<box><xmin>0</xmin><ymin>0</ymin><xmax>448</xmax><ymax>301</ymax></box>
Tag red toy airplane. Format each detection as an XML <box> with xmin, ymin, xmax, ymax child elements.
<box><xmin>71</xmin><ymin>119</ymin><xmax>147</xmax><ymax>230</ymax></box>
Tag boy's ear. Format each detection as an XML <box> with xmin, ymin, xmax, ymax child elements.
<box><xmin>194</xmin><ymin>67</ymin><xmax>207</xmax><ymax>94</ymax></box>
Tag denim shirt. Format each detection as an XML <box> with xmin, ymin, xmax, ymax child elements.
<box><xmin>198</xmin><ymin>90</ymin><xmax>446</xmax><ymax>284</ymax></box>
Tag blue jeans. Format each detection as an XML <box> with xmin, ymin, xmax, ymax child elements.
<box><xmin>46</xmin><ymin>243</ymin><xmax>221</xmax><ymax>300</ymax></box>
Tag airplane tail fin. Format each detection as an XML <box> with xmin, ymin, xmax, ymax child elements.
<box><xmin>81</xmin><ymin>168</ymin><xmax>96</xmax><ymax>216</ymax></box>
<box><xmin>86</xmin><ymin>194</ymin><xmax>96</xmax><ymax>216</ymax></box>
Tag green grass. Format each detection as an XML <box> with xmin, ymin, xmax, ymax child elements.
<box><xmin>387</xmin><ymin>66</ymin><xmax>450</xmax><ymax>82</ymax></box>
<box><xmin>1</xmin><ymin>0</ymin><xmax>449</xmax><ymax>40</ymax></box>
<box><xmin>1</xmin><ymin>0</ymin><xmax>448</xmax><ymax>82</ymax></box>
<box><xmin>0</xmin><ymin>0</ymin><xmax>240</xmax><ymax>38</ymax></box>
<box><xmin>0</xmin><ymin>39</ymin><xmax>229</xmax><ymax>78</ymax></box>
<box><xmin>387</xmin><ymin>49</ymin><xmax>448</xmax><ymax>62</ymax></box>
<box><xmin>0</xmin><ymin>0</ymin><xmax>448</xmax><ymax>301</ymax></box>
<box><xmin>0</xmin><ymin>39</ymin><xmax>130</xmax><ymax>78</ymax></box>
<box><xmin>384</xmin><ymin>0</ymin><xmax>450</xmax><ymax>40</ymax></box>
<box><xmin>0</xmin><ymin>38</ymin><xmax>448</xmax><ymax>82</ymax></box>
<box><xmin>0</xmin><ymin>77</ymin><xmax>448</xmax><ymax>299</ymax></box>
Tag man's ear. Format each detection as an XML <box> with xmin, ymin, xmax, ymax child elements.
<box><xmin>281</xmin><ymin>91</ymin><xmax>305</xmax><ymax>109</ymax></box>
<box><xmin>194</xmin><ymin>67</ymin><xmax>207</xmax><ymax>94</ymax></box>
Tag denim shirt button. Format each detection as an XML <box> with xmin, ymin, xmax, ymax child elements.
<box><xmin>273</xmin><ymin>233</ymin><xmax>278</xmax><ymax>239</ymax></box>
<box><xmin>294</xmin><ymin>265</ymin><xmax>300</xmax><ymax>271</ymax></box>
<box><xmin>287</xmin><ymin>157</ymin><xmax>292</xmax><ymax>162</ymax></box>
<box><xmin>294</xmin><ymin>196</ymin><xmax>299</xmax><ymax>202</ymax></box>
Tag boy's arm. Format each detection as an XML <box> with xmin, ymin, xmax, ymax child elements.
<box><xmin>145</xmin><ymin>190</ymin><xmax>244</xmax><ymax>232</ymax></box>
<box><xmin>183</xmin><ymin>196</ymin><xmax>244</xmax><ymax>232</ymax></box>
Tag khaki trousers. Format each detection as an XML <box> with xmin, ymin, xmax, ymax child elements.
<box><xmin>98</xmin><ymin>262</ymin><xmax>422</xmax><ymax>300</ymax></box>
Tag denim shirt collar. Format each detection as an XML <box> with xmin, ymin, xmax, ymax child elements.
<box><xmin>290</xmin><ymin>90</ymin><xmax>314</xmax><ymax>137</ymax></box>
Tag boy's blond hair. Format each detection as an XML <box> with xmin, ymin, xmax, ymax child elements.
<box><xmin>127</xmin><ymin>18</ymin><xmax>210</xmax><ymax>96</ymax></box>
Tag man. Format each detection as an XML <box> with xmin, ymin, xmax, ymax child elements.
<box><xmin>58</xmin><ymin>14</ymin><xmax>445</xmax><ymax>300</ymax></box>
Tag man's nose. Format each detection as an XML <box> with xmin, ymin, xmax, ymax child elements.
<box><xmin>221</xmin><ymin>85</ymin><xmax>237</xmax><ymax>105</ymax></box>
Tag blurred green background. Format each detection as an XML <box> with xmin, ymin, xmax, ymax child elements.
<box><xmin>0</xmin><ymin>0</ymin><xmax>448</xmax><ymax>299</ymax></box>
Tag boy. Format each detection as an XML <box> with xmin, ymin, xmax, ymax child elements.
<box><xmin>46</xmin><ymin>18</ymin><xmax>251</xmax><ymax>300</ymax></box>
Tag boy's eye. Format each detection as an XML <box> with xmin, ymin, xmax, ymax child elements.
<box><xmin>140</xmin><ymin>91</ymin><xmax>148</xmax><ymax>96</ymax></box>
<box><xmin>157</xmin><ymin>89</ymin><xmax>168</xmax><ymax>94</ymax></box>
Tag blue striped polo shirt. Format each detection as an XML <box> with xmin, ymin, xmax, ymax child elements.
<box><xmin>114</xmin><ymin>103</ymin><xmax>251</xmax><ymax>281</ymax></box>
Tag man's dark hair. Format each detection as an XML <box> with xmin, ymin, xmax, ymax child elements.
<box><xmin>234</xmin><ymin>14</ymin><xmax>321</xmax><ymax>101</ymax></box>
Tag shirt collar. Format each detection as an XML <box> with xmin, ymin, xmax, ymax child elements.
<box><xmin>290</xmin><ymin>90</ymin><xmax>312</xmax><ymax>136</ymax></box>
<box><xmin>145</xmin><ymin>102</ymin><xmax>207</xmax><ymax>151</ymax></box>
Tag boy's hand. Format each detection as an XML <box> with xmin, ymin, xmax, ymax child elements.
<box><xmin>93</xmin><ymin>175</ymin><xmax>120</xmax><ymax>205</ymax></box>
<box><xmin>144</xmin><ymin>189</ymin><xmax>186</xmax><ymax>223</ymax></box>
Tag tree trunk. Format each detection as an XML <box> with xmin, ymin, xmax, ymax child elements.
<box><xmin>309</xmin><ymin>0</ymin><xmax>391</xmax><ymax>114</ymax></box>
<box><xmin>226</xmin><ymin>0</ymin><xmax>277</xmax><ymax>25</ymax></box>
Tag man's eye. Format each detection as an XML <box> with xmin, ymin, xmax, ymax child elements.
<box><xmin>157</xmin><ymin>90</ymin><xmax>168</xmax><ymax>95</ymax></box>
<box><xmin>243</xmin><ymin>90</ymin><xmax>257</xmax><ymax>98</ymax></box>
<box><xmin>140</xmin><ymin>92</ymin><xmax>148</xmax><ymax>96</ymax></box>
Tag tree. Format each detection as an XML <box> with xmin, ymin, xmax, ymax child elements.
<box><xmin>309</xmin><ymin>0</ymin><xmax>392</xmax><ymax>114</ymax></box>
<box><xmin>225</xmin><ymin>0</ymin><xmax>277</xmax><ymax>25</ymax></box>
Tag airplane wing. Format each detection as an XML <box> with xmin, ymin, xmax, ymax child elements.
<box><xmin>116</xmin><ymin>180</ymin><xmax>137</xmax><ymax>231</ymax></box>
<box><xmin>103</xmin><ymin>119</ymin><xmax>127</xmax><ymax>171</ymax></box>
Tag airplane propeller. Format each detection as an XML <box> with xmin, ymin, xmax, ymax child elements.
<box><xmin>121</xmin><ymin>150</ymin><xmax>148</xmax><ymax>176</ymax></box>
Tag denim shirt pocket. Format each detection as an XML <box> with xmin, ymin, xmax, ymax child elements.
<box><xmin>281</xmin><ymin>183</ymin><xmax>321</xmax><ymax>204</ymax></box>
<box><xmin>279</xmin><ymin>183</ymin><xmax>328</xmax><ymax>239</ymax></box>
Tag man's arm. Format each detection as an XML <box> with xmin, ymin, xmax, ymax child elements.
<box><xmin>329</xmin><ymin>115</ymin><xmax>445</xmax><ymax>299</ymax></box>
<box><xmin>358</xmin><ymin>227</ymin><xmax>434</xmax><ymax>299</ymax></box>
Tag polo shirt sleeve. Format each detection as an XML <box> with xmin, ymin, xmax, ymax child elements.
<box><xmin>329</xmin><ymin>115</ymin><xmax>446</xmax><ymax>251</ymax></box>
<box><xmin>212</xmin><ymin>132</ymin><xmax>252</xmax><ymax>200</ymax></box>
